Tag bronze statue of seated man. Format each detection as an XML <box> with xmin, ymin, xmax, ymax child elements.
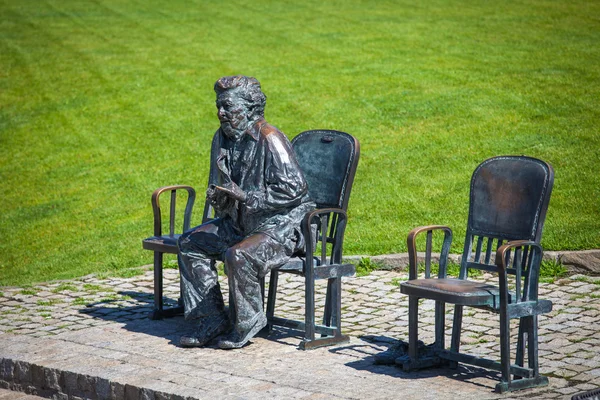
<box><xmin>178</xmin><ymin>75</ymin><xmax>314</xmax><ymax>349</ymax></box>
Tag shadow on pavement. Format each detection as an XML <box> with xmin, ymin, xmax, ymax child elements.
<box><xmin>76</xmin><ymin>289</ymin><xmax>193</xmax><ymax>346</ymax></box>
<box><xmin>330</xmin><ymin>335</ymin><xmax>501</xmax><ymax>392</ymax></box>
<box><xmin>76</xmin><ymin>289</ymin><xmax>304</xmax><ymax>349</ymax></box>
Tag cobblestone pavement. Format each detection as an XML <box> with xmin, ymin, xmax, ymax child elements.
<box><xmin>1</xmin><ymin>266</ymin><xmax>599</xmax><ymax>399</ymax></box>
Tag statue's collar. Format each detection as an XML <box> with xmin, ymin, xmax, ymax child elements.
<box><xmin>246</xmin><ymin>118</ymin><xmax>266</xmax><ymax>141</ymax></box>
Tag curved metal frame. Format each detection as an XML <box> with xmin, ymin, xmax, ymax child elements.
<box><xmin>142</xmin><ymin>185</ymin><xmax>196</xmax><ymax>319</ymax></box>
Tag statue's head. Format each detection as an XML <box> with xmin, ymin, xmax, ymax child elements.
<box><xmin>214</xmin><ymin>75</ymin><xmax>267</xmax><ymax>141</ymax></box>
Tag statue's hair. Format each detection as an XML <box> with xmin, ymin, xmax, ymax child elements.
<box><xmin>214</xmin><ymin>75</ymin><xmax>267</xmax><ymax>117</ymax></box>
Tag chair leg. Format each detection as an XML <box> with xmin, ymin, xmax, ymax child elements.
<box><xmin>259</xmin><ymin>276</ymin><xmax>266</xmax><ymax>310</ymax></box>
<box><xmin>496</xmin><ymin>313</ymin><xmax>550</xmax><ymax>393</ymax></box>
<box><xmin>178</xmin><ymin>277</ymin><xmax>184</xmax><ymax>307</ymax></box>
<box><xmin>520</xmin><ymin>315</ymin><xmax>537</xmax><ymax>375</ymax></box>
<box><xmin>434</xmin><ymin>300</ymin><xmax>445</xmax><ymax>350</ymax></box>
<box><xmin>395</xmin><ymin>296</ymin><xmax>446</xmax><ymax>371</ymax></box>
<box><xmin>266</xmin><ymin>270</ymin><xmax>279</xmax><ymax>329</ymax></box>
<box><xmin>450</xmin><ymin>305</ymin><xmax>463</xmax><ymax>351</ymax></box>
<box><xmin>527</xmin><ymin>315</ymin><xmax>549</xmax><ymax>389</ymax></box>
<box><xmin>257</xmin><ymin>275</ymin><xmax>270</xmax><ymax>334</ymax></box>
<box><xmin>332</xmin><ymin>277</ymin><xmax>342</xmax><ymax>337</ymax></box>
<box><xmin>304</xmin><ymin>273</ymin><xmax>316</xmax><ymax>343</ymax></box>
<box><xmin>495</xmin><ymin>314</ymin><xmax>548</xmax><ymax>393</ymax></box>
<box><xmin>408</xmin><ymin>296</ymin><xmax>419</xmax><ymax>361</ymax></box>
<box><xmin>150</xmin><ymin>251</ymin><xmax>164</xmax><ymax>320</ymax></box>
<box><xmin>321</xmin><ymin>279</ymin><xmax>334</xmax><ymax>339</ymax></box>
<box><xmin>323</xmin><ymin>279</ymin><xmax>333</xmax><ymax>329</ymax></box>
<box><xmin>499</xmin><ymin>307</ymin><xmax>512</xmax><ymax>390</ymax></box>
<box><xmin>528</xmin><ymin>316</ymin><xmax>540</xmax><ymax>376</ymax></box>
<box><xmin>449</xmin><ymin>304</ymin><xmax>463</xmax><ymax>369</ymax></box>
<box><xmin>299</xmin><ymin>276</ymin><xmax>349</xmax><ymax>350</ymax></box>
<box><xmin>322</xmin><ymin>278</ymin><xmax>342</xmax><ymax>336</ymax></box>
<box><xmin>515</xmin><ymin>316</ymin><xmax>528</xmax><ymax>377</ymax></box>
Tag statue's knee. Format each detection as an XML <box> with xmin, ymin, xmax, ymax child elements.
<box><xmin>224</xmin><ymin>247</ymin><xmax>237</xmax><ymax>266</ymax></box>
<box><xmin>224</xmin><ymin>246</ymin><xmax>245</xmax><ymax>271</ymax></box>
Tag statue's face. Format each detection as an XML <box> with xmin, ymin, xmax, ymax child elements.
<box><xmin>216</xmin><ymin>88</ymin><xmax>252</xmax><ymax>141</ymax></box>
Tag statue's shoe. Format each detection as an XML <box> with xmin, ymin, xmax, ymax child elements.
<box><xmin>373</xmin><ymin>340</ymin><xmax>410</xmax><ymax>365</ymax></box>
<box><xmin>179</xmin><ymin>313</ymin><xmax>230</xmax><ymax>348</ymax></box>
<box><xmin>217</xmin><ymin>314</ymin><xmax>267</xmax><ymax>350</ymax></box>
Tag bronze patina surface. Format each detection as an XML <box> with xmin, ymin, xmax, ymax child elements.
<box><xmin>177</xmin><ymin>76</ymin><xmax>314</xmax><ymax>349</ymax></box>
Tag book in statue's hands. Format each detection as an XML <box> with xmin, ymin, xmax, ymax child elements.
<box><xmin>209</xmin><ymin>184</ymin><xmax>246</xmax><ymax>202</ymax></box>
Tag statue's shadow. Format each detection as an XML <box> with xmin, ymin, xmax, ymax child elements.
<box><xmin>330</xmin><ymin>335</ymin><xmax>501</xmax><ymax>392</ymax></box>
<box><xmin>77</xmin><ymin>290</ymin><xmax>188</xmax><ymax>345</ymax></box>
<box><xmin>77</xmin><ymin>289</ymin><xmax>302</xmax><ymax>348</ymax></box>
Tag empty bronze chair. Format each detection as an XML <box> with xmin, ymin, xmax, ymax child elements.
<box><xmin>398</xmin><ymin>155</ymin><xmax>554</xmax><ymax>393</ymax></box>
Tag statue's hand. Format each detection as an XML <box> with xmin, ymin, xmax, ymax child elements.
<box><xmin>206</xmin><ymin>186</ymin><xmax>230</xmax><ymax>210</ymax></box>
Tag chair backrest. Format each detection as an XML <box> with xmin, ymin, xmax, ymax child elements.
<box><xmin>291</xmin><ymin>130</ymin><xmax>360</xmax><ymax>211</ymax></box>
<box><xmin>461</xmin><ymin>156</ymin><xmax>554</xmax><ymax>277</ymax></box>
<box><xmin>151</xmin><ymin>185</ymin><xmax>196</xmax><ymax>237</ymax></box>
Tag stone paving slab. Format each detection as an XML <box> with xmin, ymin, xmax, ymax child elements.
<box><xmin>1</xmin><ymin>267</ymin><xmax>600</xmax><ymax>399</ymax></box>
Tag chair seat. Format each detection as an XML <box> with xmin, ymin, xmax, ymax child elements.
<box><xmin>276</xmin><ymin>259</ymin><xmax>306</xmax><ymax>274</ymax></box>
<box><xmin>142</xmin><ymin>235</ymin><xmax>180</xmax><ymax>254</ymax></box>
<box><xmin>400</xmin><ymin>278</ymin><xmax>506</xmax><ymax>308</ymax></box>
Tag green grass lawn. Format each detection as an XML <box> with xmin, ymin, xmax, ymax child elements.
<box><xmin>1</xmin><ymin>0</ymin><xmax>599</xmax><ymax>285</ymax></box>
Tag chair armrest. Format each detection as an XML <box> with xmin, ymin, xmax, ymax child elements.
<box><xmin>496</xmin><ymin>240</ymin><xmax>544</xmax><ymax>304</ymax></box>
<box><xmin>150</xmin><ymin>185</ymin><xmax>196</xmax><ymax>237</ymax></box>
<box><xmin>407</xmin><ymin>225</ymin><xmax>453</xmax><ymax>280</ymax></box>
<box><xmin>495</xmin><ymin>240</ymin><xmax>542</xmax><ymax>271</ymax></box>
<box><xmin>302</xmin><ymin>207</ymin><xmax>348</xmax><ymax>269</ymax></box>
